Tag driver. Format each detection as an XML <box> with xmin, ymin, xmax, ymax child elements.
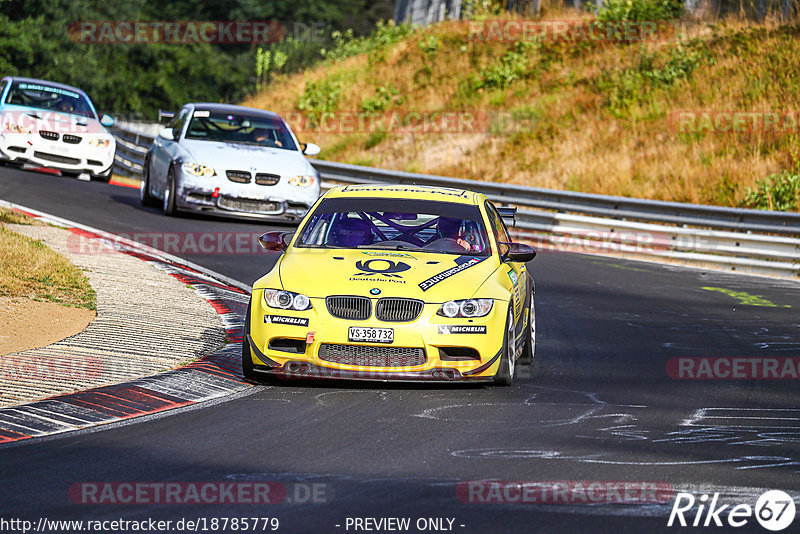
<box><xmin>436</xmin><ymin>217</ymin><xmax>470</xmax><ymax>251</ymax></box>
<box><xmin>54</xmin><ymin>96</ymin><xmax>74</xmax><ymax>113</ymax></box>
<box><xmin>252</xmin><ymin>128</ymin><xmax>282</xmax><ymax>147</ymax></box>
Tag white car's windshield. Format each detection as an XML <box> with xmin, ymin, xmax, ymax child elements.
<box><xmin>5</xmin><ymin>81</ymin><xmax>96</xmax><ymax>119</ymax></box>
<box><xmin>297</xmin><ymin>198</ymin><xmax>491</xmax><ymax>256</ymax></box>
<box><xmin>184</xmin><ymin>111</ymin><xmax>298</xmax><ymax>151</ymax></box>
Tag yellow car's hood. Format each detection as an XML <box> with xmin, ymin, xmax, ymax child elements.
<box><xmin>277</xmin><ymin>248</ymin><xmax>497</xmax><ymax>302</ymax></box>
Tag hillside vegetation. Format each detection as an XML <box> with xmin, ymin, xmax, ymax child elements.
<box><xmin>243</xmin><ymin>4</ymin><xmax>800</xmax><ymax>210</ymax></box>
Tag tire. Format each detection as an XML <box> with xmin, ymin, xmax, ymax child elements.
<box><xmin>494</xmin><ymin>306</ymin><xmax>516</xmax><ymax>386</ymax></box>
<box><xmin>139</xmin><ymin>158</ymin><xmax>158</xmax><ymax>207</ymax></box>
<box><xmin>519</xmin><ymin>294</ymin><xmax>535</xmax><ymax>365</ymax></box>
<box><xmin>162</xmin><ymin>166</ymin><xmax>177</xmax><ymax>216</ymax></box>
<box><xmin>92</xmin><ymin>165</ymin><xmax>113</xmax><ymax>182</ymax></box>
<box><xmin>241</xmin><ymin>301</ymin><xmax>259</xmax><ymax>381</ymax></box>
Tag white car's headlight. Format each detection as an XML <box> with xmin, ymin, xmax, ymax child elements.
<box><xmin>437</xmin><ymin>298</ymin><xmax>493</xmax><ymax>318</ymax></box>
<box><xmin>263</xmin><ymin>289</ymin><xmax>313</xmax><ymax>311</ymax></box>
<box><xmin>89</xmin><ymin>138</ymin><xmax>111</xmax><ymax>148</ymax></box>
<box><xmin>288</xmin><ymin>175</ymin><xmax>316</xmax><ymax>187</ymax></box>
<box><xmin>183</xmin><ymin>162</ymin><xmax>216</xmax><ymax>177</ymax></box>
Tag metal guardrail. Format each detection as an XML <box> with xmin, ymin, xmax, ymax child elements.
<box><xmin>110</xmin><ymin>125</ymin><xmax>153</xmax><ymax>177</ymax></box>
<box><xmin>110</xmin><ymin>122</ymin><xmax>800</xmax><ymax>278</ymax></box>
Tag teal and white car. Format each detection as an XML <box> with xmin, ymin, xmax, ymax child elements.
<box><xmin>0</xmin><ymin>76</ymin><xmax>116</xmax><ymax>180</ymax></box>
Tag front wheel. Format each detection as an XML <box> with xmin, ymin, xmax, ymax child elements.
<box><xmin>241</xmin><ymin>302</ymin><xmax>259</xmax><ymax>381</ymax></box>
<box><xmin>139</xmin><ymin>158</ymin><xmax>158</xmax><ymax>207</ymax></box>
<box><xmin>519</xmin><ymin>295</ymin><xmax>535</xmax><ymax>365</ymax></box>
<box><xmin>162</xmin><ymin>166</ymin><xmax>177</xmax><ymax>216</ymax></box>
<box><xmin>494</xmin><ymin>306</ymin><xmax>516</xmax><ymax>386</ymax></box>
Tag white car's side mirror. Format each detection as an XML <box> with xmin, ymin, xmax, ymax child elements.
<box><xmin>100</xmin><ymin>114</ymin><xmax>114</xmax><ymax>127</ymax></box>
<box><xmin>158</xmin><ymin>128</ymin><xmax>175</xmax><ymax>141</ymax></box>
<box><xmin>302</xmin><ymin>142</ymin><xmax>320</xmax><ymax>156</ymax></box>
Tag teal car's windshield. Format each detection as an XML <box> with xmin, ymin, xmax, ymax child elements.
<box><xmin>185</xmin><ymin>111</ymin><xmax>298</xmax><ymax>151</ymax></box>
<box><xmin>297</xmin><ymin>198</ymin><xmax>490</xmax><ymax>256</ymax></box>
<box><xmin>5</xmin><ymin>81</ymin><xmax>96</xmax><ymax>119</ymax></box>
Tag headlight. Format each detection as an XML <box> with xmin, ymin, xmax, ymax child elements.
<box><xmin>5</xmin><ymin>124</ymin><xmax>30</xmax><ymax>134</ymax></box>
<box><xmin>437</xmin><ymin>298</ymin><xmax>493</xmax><ymax>318</ymax></box>
<box><xmin>263</xmin><ymin>289</ymin><xmax>313</xmax><ymax>311</ymax></box>
<box><xmin>182</xmin><ymin>162</ymin><xmax>216</xmax><ymax>177</ymax></box>
<box><xmin>288</xmin><ymin>175</ymin><xmax>316</xmax><ymax>187</ymax></box>
<box><xmin>89</xmin><ymin>138</ymin><xmax>111</xmax><ymax>147</ymax></box>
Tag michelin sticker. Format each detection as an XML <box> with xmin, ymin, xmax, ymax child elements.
<box><xmin>439</xmin><ymin>325</ymin><xmax>487</xmax><ymax>334</ymax></box>
<box><xmin>264</xmin><ymin>315</ymin><xmax>310</xmax><ymax>327</ymax></box>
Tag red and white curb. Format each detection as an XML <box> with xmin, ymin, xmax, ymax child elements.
<box><xmin>0</xmin><ymin>201</ymin><xmax>255</xmax><ymax>445</ymax></box>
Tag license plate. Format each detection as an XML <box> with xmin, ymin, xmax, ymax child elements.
<box><xmin>348</xmin><ymin>327</ymin><xmax>394</xmax><ymax>343</ymax></box>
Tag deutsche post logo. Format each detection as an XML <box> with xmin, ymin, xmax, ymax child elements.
<box><xmin>353</xmin><ymin>259</ymin><xmax>410</xmax><ymax>278</ymax></box>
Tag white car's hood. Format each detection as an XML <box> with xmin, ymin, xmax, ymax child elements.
<box><xmin>181</xmin><ymin>139</ymin><xmax>315</xmax><ymax>176</ymax></box>
<box><xmin>1</xmin><ymin>104</ymin><xmax>108</xmax><ymax>135</ymax></box>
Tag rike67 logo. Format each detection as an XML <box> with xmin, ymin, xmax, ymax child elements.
<box><xmin>668</xmin><ymin>490</ymin><xmax>795</xmax><ymax>531</ymax></box>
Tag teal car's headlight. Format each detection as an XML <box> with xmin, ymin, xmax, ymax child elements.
<box><xmin>5</xmin><ymin>124</ymin><xmax>30</xmax><ymax>134</ymax></box>
<box><xmin>182</xmin><ymin>162</ymin><xmax>216</xmax><ymax>177</ymax></box>
<box><xmin>89</xmin><ymin>138</ymin><xmax>111</xmax><ymax>148</ymax></box>
<box><xmin>437</xmin><ymin>298</ymin><xmax>493</xmax><ymax>318</ymax></box>
<box><xmin>263</xmin><ymin>289</ymin><xmax>312</xmax><ymax>311</ymax></box>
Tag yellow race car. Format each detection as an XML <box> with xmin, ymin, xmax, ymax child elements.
<box><xmin>242</xmin><ymin>184</ymin><xmax>536</xmax><ymax>385</ymax></box>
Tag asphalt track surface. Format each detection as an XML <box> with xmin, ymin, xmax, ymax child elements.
<box><xmin>1</xmin><ymin>166</ymin><xmax>799</xmax><ymax>533</ymax></box>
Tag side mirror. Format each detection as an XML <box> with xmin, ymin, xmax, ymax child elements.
<box><xmin>158</xmin><ymin>110</ymin><xmax>175</xmax><ymax>123</ymax></box>
<box><xmin>158</xmin><ymin>128</ymin><xmax>174</xmax><ymax>141</ymax></box>
<box><xmin>302</xmin><ymin>142</ymin><xmax>321</xmax><ymax>156</ymax></box>
<box><xmin>259</xmin><ymin>231</ymin><xmax>293</xmax><ymax>252</ymax></box>
<box><xmin>100</xmin><ymin>114</ymin><xmax>114</xmax><ymax>127</ymax></box>
<box><xmin>501</xmin><ymin>242</ymin><xmax>536</xmax><ymax>263</ymax></box>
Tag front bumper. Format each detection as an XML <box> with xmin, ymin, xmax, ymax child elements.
<box><xmin>0</xmin><ymin>133</ymin><xmax>114</xmax><ymax>175</ymax></box>
<box><xmin>245</xmin><ymin>293</ymin><xmax>507</xmax><ymax>382</ymax></box>
<box><xmin>174</xmin><ymin>168</ymin><xmax>317</xmax><ymax>221</ymax></box>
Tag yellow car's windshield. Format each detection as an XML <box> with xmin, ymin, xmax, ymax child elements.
<box><xmin>297</xmin><ymin>198</ymin><xmax>490</xmax><ymax>256</ymax></box>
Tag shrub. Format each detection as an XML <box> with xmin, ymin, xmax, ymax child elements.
<box><xmin>741</xmin><ymin>171</ymin><xmax>800</xmax><ymax>211</ymax></box>
<box><xmin>361</xmin><ymin>85</ymin><xmax>403</xmax><ymax>112</ymax></box>
<box><xmin>596</xmin><ymin>0</ymin><xmax>684</xmax><ymax>22</ymax></box>
<box><xmin>297</xmin><ymin>77</ymin><xmax>342</xmax><ymax>126</ymax></box>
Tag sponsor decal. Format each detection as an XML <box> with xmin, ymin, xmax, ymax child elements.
<box><xmin>264</xmin><ymin>315</ymin><xmax>309</xmax><ymax>327</ymax></box>
<box><xmin>350</xmin><ymin>259</ymin><xmax>410</xmax><ymax>284</ymax></box>
<box><xmin>361</xmin><ymin>251</ymin><xmax>415</xmax><ymax>258</ymax></box>
<box><xmin>342</xmin><ymin>185</ymin><xmax>468</xmax><ymax>198</ymax></box>
<box><xmin>439</xmin><ymin>325</ymin><xmax>487</xmax><ymax>334</ymax></box>
<box><xmin>419</xmin><ymin>256</ymin><xmax>486</xmax><ymax>291</ymax></box>
<box><xmin>507</xmin><ymin>269</ymin><xmax>519</xmax><ymax>286</ymax></box>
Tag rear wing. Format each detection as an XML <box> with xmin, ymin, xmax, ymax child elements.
<box><xmin>497</xmin><ymin>207</ymin><xmax>517</xmax><ymax>227</ymax></box>
<box><xmin>158</xmin><ymin>110</ymin><xmax>175</xmax><ymax>123</ymax></box>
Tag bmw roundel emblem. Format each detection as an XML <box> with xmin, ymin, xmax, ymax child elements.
<box><xmin>370</xmin><ymin>288</ymin><xmax>381</xmax><ymax>295</ymax></box>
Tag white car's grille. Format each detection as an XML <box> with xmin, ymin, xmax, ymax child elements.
<box><xmin>217</xmin><ymin>196</ymin><xmax>280</xmax><ymax>213</ymax></box>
